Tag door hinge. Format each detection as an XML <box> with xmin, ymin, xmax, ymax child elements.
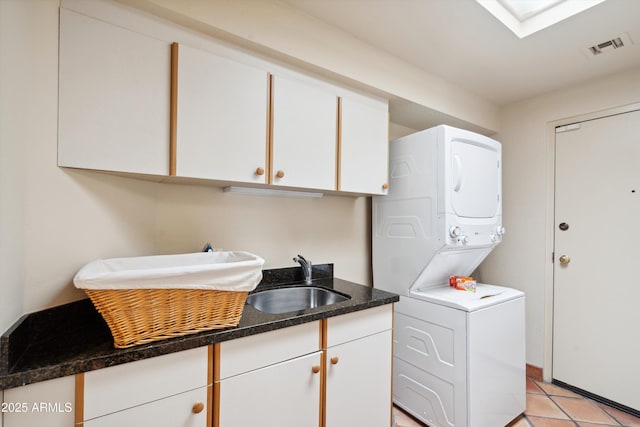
<box><xmin>556</xmin><ymin>123</ymin><xmax>581</xmax><ymax>133</ymax></box>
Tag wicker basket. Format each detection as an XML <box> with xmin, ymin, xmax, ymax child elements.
<box><xmin>75</xmin><ymin>251</ymin><xmax>264</xmax><ymax>348</ymax></box>
<box><xmin>85</xmin><ymin>288</ymin><xmax>249</xmax><ymax>348</ymax></box>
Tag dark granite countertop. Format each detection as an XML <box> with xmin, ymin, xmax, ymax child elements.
<box><xmin>0</xmin><ymin>264</ymin><xmax>397</xmax><ymax>390</ymax></box>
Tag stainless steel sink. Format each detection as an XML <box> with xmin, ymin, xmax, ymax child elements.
<box><xmin>246</xmin><ymin>286</ymin><xmax>350</xmax><ymax>314</ymax></box>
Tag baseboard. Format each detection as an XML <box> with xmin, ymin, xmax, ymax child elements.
<box><xmin>552</xmin><ymin>379</ymin><xmax>640</xmax><ymax>418</ymax></box>
<box><xmin>526</xmin><ymin>364</ymin><xmax>543</xmax><ymax>381</ymax></box>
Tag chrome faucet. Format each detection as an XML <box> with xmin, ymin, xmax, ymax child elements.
<box><xmin>293</xmin><ymin>255</ymin><xmax>312</xmax><ymax>285</ymax></box>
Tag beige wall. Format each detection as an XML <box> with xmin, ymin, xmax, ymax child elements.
<box><xmin>0</xmin><ymin>0</ymin><xmax>30</xmax><ymax>334</ymax></box>
<box><xmin>479</xmin><ymin>66</ymin><xmax>640</xmax><ymax>370</ymax></box>
<box><xmin>154</xmin><ymin>185</ymin><xmax>371</xmax><ymax>283</ymax></box>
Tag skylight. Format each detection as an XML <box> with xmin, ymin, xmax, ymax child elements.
<box><xmin>499</xmin><ymin>0</ymin><xmax>565</xmax><ymax>21</ymax></box>
<box><xmin>476</xmin><ymin>0</ymin><xmax>608</xmax><ymax>38</ymax></box>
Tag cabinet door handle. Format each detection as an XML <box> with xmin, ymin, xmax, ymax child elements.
<box><xmin>192</xmin><ymin>402</ymin><xmax>205</xmax><ymax>414</ymax></box>
<box><xmin>255</xmin><ymin>167</ymin><xmax>265</xmax><ymax>176</ymax></box>
<box><xmin>275</xmin><ymin>170</ymin><xmax>285</xmax><ymax>179</ymax></box>
<box><xmin>311</xmin><ymin>365</ymin><xmax>321</xmax><ymax>374</ymax></box>
<box><xmin>330</xmin><ymin>356</ymin><xmax>339</xmax><ymax>365</ymax></box>
<box><xmin>382</xmin><ymin>183</ymin><xmax>389</xmax><ymax>190</ymax></box>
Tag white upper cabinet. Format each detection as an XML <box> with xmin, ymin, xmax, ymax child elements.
<box><xmin>174</xmin><ymin>44</ymin><xmax>269</xmax><ymax>184</ymax></box>
<box><xmin>339</xmin><ymin>96</ymin><xmax>389</xmax><ymax>195</ymax></box>
<box><xmin>271</xmin><ymin>74</ymin><xmax>337</xmax><ymax>191</ymax></box>
<box><xmin>58</xmin><ymin>8</ymin><xmax>171</xmax><ymax>176</ymax></box>
<box><xmin>56</xmin><ymin>3</ymin><xmax>390</xmax><ymax>195</ymax></box>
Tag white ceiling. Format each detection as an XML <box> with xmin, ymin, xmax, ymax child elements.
<box><xmin>280</xmin><ymin>0</ymin><xmax>640</xmax><ymax>106</ymax></box>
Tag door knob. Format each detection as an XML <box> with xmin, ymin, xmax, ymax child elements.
<box><xmin>559</xmin><ymin>255</ymin><xmax>571</xmax><ymax>265</ymax></box>
<box><xmin>330</xmin><ymin>356</ymin><xmax>339</xmax><ymax>365</ymax></box>
<box><xmin>311</xmin><ymin>365</ymin><xmax>321</xmax><ymax>374</ymax></box>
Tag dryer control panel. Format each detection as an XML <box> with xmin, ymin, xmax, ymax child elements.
<box><xmin>446</xmin><ymin>221</ymin><xmax>505</xmax><ymax>247</ymax></box>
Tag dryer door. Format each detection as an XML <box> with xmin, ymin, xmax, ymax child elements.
<box><xmin>447</xmin><ymin>134</ymin><xmax>501</xmax><ymax>219</ymax></box>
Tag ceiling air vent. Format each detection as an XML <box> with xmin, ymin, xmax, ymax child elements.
<box><xmin>585</xmin><ymin>33</ymin><xmax>633</xmax><ymax>56</ymax></box>
<box><xmin>589</xmin><ymin>38</ymin><xmax>624</xmax><ymax>55</ymax></box>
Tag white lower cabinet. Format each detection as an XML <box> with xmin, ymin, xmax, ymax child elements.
<box><xmin>325</xmin><ymin>305</ymin><xmax>394</xmax><ymax>427</ymax></box>
<box><xmin>2</xmin><ymin>306</ymin><xmax>393</xmax><ymax>427</ymax></box>
<box><xmin>215</xmin><ymin>306</ymin><xmax>393</xmax><ymax>427</ymax></box>
<box><xmin>84</xmin><ymin>387</ymin><xmax>208</xmax><ymax>427</ymax></box>
<box><xmin>218</xmin><ymin>351</ymin><xmax>322</xmax><ymax>426</ymax></box>
<box><xmin>216</xmin><ymin>321</ymin><xmax>321</xmax><ymax>427</ymax></box>
<box><xmin>80</xmin><ymin>347</ymin><xmax>209</xmax><ymax>427</ymax></box>
<box><xmin>326</xmin><ymin>330</ymin><xmax>393</xmax><ymax>427</ymax></box>
<box><xmin>2</xmin><ymin>376</ymin><xmax>75</xmax><ymax>427</ymax></box>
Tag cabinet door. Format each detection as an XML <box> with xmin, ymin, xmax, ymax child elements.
<box><xmin>271</xmin><ymin>75</ymin><xmax>337</xmax><ymax>190</ymax></box>
<box><xmin>218</xmin><ymin>351</ymin><xmax>322</xmax><ymax>427</ymax></box>
<box><xmin>84</xmin><ymin>387</ymin><xmax>208</xmax><ymax>427</ymax></box>
<box><xmin>339</xmin><ymin>96</ymin><xmax>389</xmax><ymax>195</ymax></box>
<box><xmin>58</xmin><ymin>8</ymin><xmax>171</xmax><ymax>176</ymax></box>
<box><xmin>325</xmin><ymin>330</ymin><xmax>393</xmax><ymax>427</ymax></box>
<box><xmin>175</xmin><ymin>44</ymin><xmax>269</xmax><ymax>183</ymax></box>
<box><xmin>83</xmin><ymin>347</ymin><xmax>207</xmax><ymax>420</ymax></box>
<box><xmin>219</xmin><ymin>321</ymin><xmax>319</xmax><ymax>380</ymax></box>
<box><xmin>326</xmin><ymin>304</ymin><xmax>393</xmax><ymax>347</ymax></box>
<box><xmin>2</xmin><ymin>376</ymin><xmax>75</xmax><ymax>427</ymax></box>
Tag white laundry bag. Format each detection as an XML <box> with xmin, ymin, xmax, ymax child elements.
<box><xmin>73</xmin><ymin>251</ymin><xmax>265</xmax><ymax>292</ymax></box>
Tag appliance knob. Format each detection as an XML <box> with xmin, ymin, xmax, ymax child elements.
<box><xmin>496</xmin><ymin>225</ymin><xmax>506</xmax><ymax>235</ymax></box>
<box><xmin>460</xmin><ymin>235</ymin><xmax>469</xmax><ymax>245</ymax></box>
<box><xmin>449</xmin><ymin>226</ymin><xmax>462</xmax><ymax>238</ymax></box>
<box><xmin>491</xmin><ymin>234</ymin><xmax>498</xmax><ymax>242</ymax></box>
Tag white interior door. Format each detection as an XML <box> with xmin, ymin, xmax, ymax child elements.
<box><xmin>553</xmin><ymin>108</ymin><xmax>640</xmax><ymax>412</ymax></box>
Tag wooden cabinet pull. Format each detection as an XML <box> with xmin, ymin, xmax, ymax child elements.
<box><xmin>382</xmin><ymin>183</ymin><xmax>389</xmax><ymax>190</ymax></box>
<box><xmin>311</xmin><ymin>365</ymin><xmax>321</xmax><ymax>374</ymax></box>
<box><xmin>192</xmin><ymin>402</ymin><xmax>205</xmax><ymax>414</ymax></box>
<box><xmin>330</xmin><ymin>356</ymin><xmax>339</xmax><ymax>365</ymax></box>
<box><xmin>275</xmin><ymin>170</ymin><xmax>285</xmax><ymax>179</ymax></box>
<box><xmin>255</xmin><ymin>167</ymin><xmax>265</xmax><ymax>176</ymax></box>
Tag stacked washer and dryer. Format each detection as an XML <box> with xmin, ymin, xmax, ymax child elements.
<box><xmin>373</xmin><ymin>125</ymin><xmax>525</xmax><ymax>427</ymax></box>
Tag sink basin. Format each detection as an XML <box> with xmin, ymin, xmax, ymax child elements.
<box><xmin>246</xmin><ymin>286</ymin><xmax>350</xmax><ymax>314</ymax></box>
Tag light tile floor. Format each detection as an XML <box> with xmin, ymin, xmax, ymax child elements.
<box><xmin>392</xmin><ymin>377</ymin><xmax>640</xmax><ymax>427</ymax></box>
